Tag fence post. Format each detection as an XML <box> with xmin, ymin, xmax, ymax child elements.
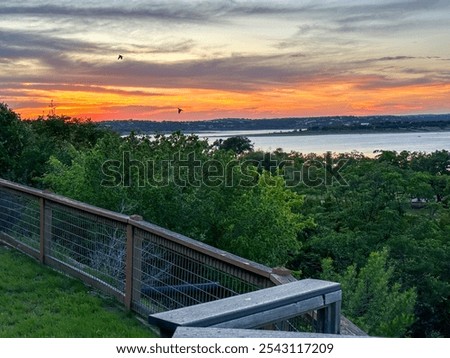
<box><xmin>325</xmin><ymin>299</ymin><xmax>342</xmax><ymax>334</ymax></box>
<box><xmin>316</xmin><ymin>298</ymin><xmax>342</xmax><ymax>334</ymax></box>
<box><xmin>125</xmin><ymin>215</ymin><xmax>143</xmax><ymax>311</ymax></box>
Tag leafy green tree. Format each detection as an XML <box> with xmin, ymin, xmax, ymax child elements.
<box><xmin>410</xmin><ymin>150</ymin><xmax>450</xmax><ymax>176</ymax></box>
<box><xmin>216</xmin><ymin>171</ymin><xmax>314</xmax><ymax>267</ymax></box>
<box><xmin>322</xmin><ymin>249</ymin><xmax>417</xmax><ymax>337</ymax></box>
<box><xmin>387</xmin><ymin>216</ymin><xmax>450</xmax><ymax>337</ymax></box>
<box><xmin>213</xmin><ymin>136</ymin><xmax>254</xmax><ymax>155</ymax></box>
<box><xmin>0</xmin><ymin>103</ymin><xmax>30</xmax><ymax>181</ymax></box>
<box><xmin>28</xmin><ymin>115</ymin><xmax>109</xmax><ymax>149</ymax></box>
<box><xmin>42</xmin><ymin>133</ymin><xmax>133</xmax><ymax>213</ymax></box>
<box><xmin>0</xmin><ymin>111</ymin><xmax>110</xmax><ymax>185</ymax></box>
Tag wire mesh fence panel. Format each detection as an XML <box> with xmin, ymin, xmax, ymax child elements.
<box><xmin>131</xmin><ymin>228</ymin><xmax>270</xmax><ymax>316</ymax></box>
<box><xmin>46</xmin><ymin>202</ymin><xmax>128</xmax><ymax>293</ymax></box>
<box><xmin>0</xmin><ymin>187</ymin><xmax>40</xmax><ymax>251</ymax></box>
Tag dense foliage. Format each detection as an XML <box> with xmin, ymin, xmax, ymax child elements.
<box><xmin>2</xmin><ymin>102</ymin><xmax>450</xmax><ymax>337</ymax></box>
<box><xmin>1</xmin><ymin>103</ymin><xmax>109</xmax><ymax>185</ymax></box>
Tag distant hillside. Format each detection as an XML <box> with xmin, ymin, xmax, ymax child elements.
<box><xmin>100</xmin><ymin>114</ymin><xmax>450</xmax><ymax>135</ymax></box>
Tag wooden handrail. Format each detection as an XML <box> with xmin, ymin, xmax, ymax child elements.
<box><xmin>148</xmin><ymin>279</ymin><xmax>342</xmax><ymax>337</ymax></box>
<box><xmin>0</xmin><ymin>178</ymin><xmax>129</xmax><ymax>223</ymax></box>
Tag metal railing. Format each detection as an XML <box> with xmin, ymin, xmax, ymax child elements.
<box><xmin>0</xmin><ymin>178</ymin><xmax>364</xmax><ymax>335</ymax></box>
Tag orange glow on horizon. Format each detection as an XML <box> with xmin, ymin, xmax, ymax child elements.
<box><xmin>8</xmin><ymin>80</ymin><xmax>450</xmax><ymax>122</ymax></box>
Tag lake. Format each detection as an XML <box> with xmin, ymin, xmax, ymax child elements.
<box><xmin>197</xmin><ymin>130</ymin><xmax>450</xmax><ymax>156</ymax></box>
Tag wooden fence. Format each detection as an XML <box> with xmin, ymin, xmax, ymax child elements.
<box><xmin>0</xmin><ymin>178</ymin><xmax>365</xmax><ymax>336</ymax></box>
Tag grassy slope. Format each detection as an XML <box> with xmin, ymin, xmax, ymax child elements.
<box><xmin>0</xmin><ymin>245</ymin><xmax>157</xmax><ymax>338</ymax></box>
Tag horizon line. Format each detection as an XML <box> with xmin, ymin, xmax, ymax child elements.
<box><xmin>96</xmin><ymin>112</ymin><xmax>450</xmax><ymax>123</ymax></box>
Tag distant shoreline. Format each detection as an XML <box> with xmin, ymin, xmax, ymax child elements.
<box><xmin>101</xmin><ymin>114</ymin><xmax>450</xmax><ymax>137</ymax></box>
<box><xmin>119</xmin><ymin>127</ymin><xmax>450</xmax><ymax>138</ymax></box>
<box><xmin>195</xmin><ymin>127</ymin><xmax>450</xmax><ymax>138</ymax></box>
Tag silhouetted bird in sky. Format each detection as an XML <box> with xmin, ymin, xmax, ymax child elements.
<box><xmin>118</xmin><ymin>54</ymin><xmax>123</xmax><ymax>60</ymax></box>
<box><xmin>178</xmin><ymin>108</ymin><xmax>183</xmax><ymax>114</ymax></box>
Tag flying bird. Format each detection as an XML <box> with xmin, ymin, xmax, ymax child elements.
<box><xmin>118</xmin><ymin>54</ymin><xmax>123</xmax><ymax>60</ymax></box>
<box><xmin>177</xmin><ymin>108</ymin><xmax>183</xmax><ymax>114</ymax></box>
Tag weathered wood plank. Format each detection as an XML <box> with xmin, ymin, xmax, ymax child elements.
<box><xmin>212</xmin><ymin>296</ymin><xmax>324</xmax><ymax>329</ymax></box>
<box><xmin>148</xmin><ymin>279</ymin><xmax>341</xmax><ymax>337</ymax></box>
<box><xmin>0</xmin><ymin>178</ymin><xmax>130</xmax><ymax>223</ymax></box>
<box><xmin>173</xmin><ymin>327</ymin><xmax>361</xmax><ymax>338</ymax></box>
<box><xmin>340</xmin><ymin>316</ymin><xmax>369</xmax><ymax>336</ymax></box>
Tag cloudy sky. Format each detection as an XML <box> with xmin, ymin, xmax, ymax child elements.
<box><xmin>1</xmin><ymin>0</ymin><xmax>450</xmax><ymax>121</ymax></box>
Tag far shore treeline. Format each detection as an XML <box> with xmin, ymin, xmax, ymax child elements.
<box><xmin>2</xmin><ymin>102</ymin><xmax>450</xmax><ymax>338</ymax></box>
<box><xmin>100</xmin><ymin>113</ymin><xmax>450</xmax><ymax>136</ymax></box>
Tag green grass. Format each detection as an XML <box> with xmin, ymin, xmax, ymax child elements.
<box><xmin>0</xmin><ymin>245</ymin><xmax>157</xmax><ymax>337</ymax></box>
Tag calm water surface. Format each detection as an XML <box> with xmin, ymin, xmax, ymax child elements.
<box><xmin>198</xmin><ymin>131</ymin><xmax>450</xmax><ymax>156</ymax></box>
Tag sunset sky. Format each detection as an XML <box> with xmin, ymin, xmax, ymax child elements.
<box><xmin>1</xmin><ymin>0</ymin><xmax>450</xmax><ymax>121</ymax></box>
